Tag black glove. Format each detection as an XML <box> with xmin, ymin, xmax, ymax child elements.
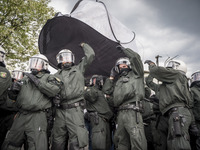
<box><xmin>8</xmin><ymin>81</ymin><xmax>23</xmax><ymax>100</ymax></box>
<box><xmin>110</xmin><ymin>67</ymin><xmax>118</xmax><ymax>78</ymax></box>
<box><xmin>53</xmin><ymin>95</ymin><xmax>61</xmax><ymax>107</ymax></box>
<box><xmin>144</xmin><ymin>60</ymin><xmax>155</xmax><ymax>65</ymax></box>
<box><xmin>11</xmin><ymin>81</ymin><xmax>23</xmax><ymax>92</ymax></box>
<box><xmin>116</xmin><ymin>45</ymin><xmax>125</xmax><ymax>51</ymax></box>
<box><xmin>25</xmin><ymin>73</ymin><xmax>40</xmax><ymax>86</ymax></box>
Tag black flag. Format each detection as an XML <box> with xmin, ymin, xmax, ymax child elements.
<box><xmin>38</xmin><ymin>0</ymin><xmax>137</xmax><ymax>78</ymax></box>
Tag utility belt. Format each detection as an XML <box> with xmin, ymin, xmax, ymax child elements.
<box><xmin>117</xmin><ymin>102</ymin><xmax>143</xmax><ymax>112</ymax></box>
<box><xmin>19</xmin><ymin>108</ymin><xmax>50</xmax><ymax>114</ymax></box>
<box><xmin>60</xmin><ymin>101</ymin><xmax>84</xmax><ymax>109</ymax></box>
<box><xmin>118</xmin><ymin>102</ymin><xmax>143</xmax><ymax>124</ymax></box>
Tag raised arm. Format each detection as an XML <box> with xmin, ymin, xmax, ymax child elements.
<box><xmin>117</xmin><ymin>46</ymin><xmax>143</xmax><ymax>77</ymax></box>
<box><xmin>78</xmin><ymin>43</ymin><xmax>95</xmax><ymax>74</ymax></box>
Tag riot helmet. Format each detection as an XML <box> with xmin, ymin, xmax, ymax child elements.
<box><xmin>12</xmin><ymin>70</ymin><xmax>24</xmax><ymax>80</ymax></box>
<box><xmin>191</xmin><ymin>71</ymin><xmax>200</xmax><ymax>84</ymax></box>
<box><xmin>115</xmin><ymin>57</ymin><xmax>131</xmax><ymax>73</ymax></box>
<box><xmin>166</xmin><ymin>60</ymin><xmax>187</xmax><ymax>74</ymax></box>
<box><xmin>0</xmin><ymin>46</ymin><xmax>5</xmax><ymax>63</ymax></box>
<box><xmin>89</xmin><ymin>75</ymin><xmax>104</xmax><ymax>88</ymax></box>
<box><xmin>28</xmin><ymin>54</ymin><xmax>49</xmax><ymax>73</ymax></box>
<box><xmin>56</xmin><ymin>49</ymin><xmax>75</xmax><ymax>68</ymax></box>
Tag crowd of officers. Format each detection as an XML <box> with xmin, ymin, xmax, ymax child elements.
<box><xmin>0</xmin><ymin>43</ymin><xmax>200</xmax><ymax>150</ymax></box>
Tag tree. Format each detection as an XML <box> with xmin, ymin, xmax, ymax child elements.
<box><xmin>0</xmin><ymin>0</ymin><xmax>55</xmax><ymax>70</ymax></box>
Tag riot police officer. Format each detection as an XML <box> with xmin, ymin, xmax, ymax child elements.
<box><xmin>52</xmin><ymin>43</ymin><xmax>95</xmax><ymax>150</ymax></box>
<box><xmin>2</xmin><ymin>54</ymin><xmax>62</xmax><ymax>150</ymax></box>
<box><xmin>145</xmin><ymin>74</ymin><xmax>168</xmax><ymax>150</ymax></box>
<box><xmin>84</xmin><ymin>75</ymin><xmax>113</xmax><ymax>150</ymax></box>
<box><xmin>0</xmin><ymin>46</ymin><xmax>12</xmax><ymax>148</ymax></box>
<box><xmin>145</xmin><ymin>59</ymin><xmax>192</xmax><ymax>150</ymax></box>
<box><xmin>0</xmin><ymin>46</ymin><xmax>11</xmax><ymax>106</ymax></box>
<box><xmin>103</xmin><ymin>46</ymin><xmax>147</xmax><ymax>150</ymax></box>
<box><xmin>190</xmin><ymin>71</ymin><xmax>200</xmax><ymax>150</ymax></box>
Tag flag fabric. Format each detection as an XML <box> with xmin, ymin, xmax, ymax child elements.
<box><xmin>38</xmin><ymin>0</ymin><xmax>138</xmax><ymax>78</ymax></box>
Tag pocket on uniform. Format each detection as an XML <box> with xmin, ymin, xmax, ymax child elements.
<box><xmin>77</xmin><ymin>126</ymin><xmax>88</xmax><ymax>148</ymax></box>
<box><xmin>91</xmin><ymin>129</ymin><xmax>106</xmax><ymax>150</ymax></box>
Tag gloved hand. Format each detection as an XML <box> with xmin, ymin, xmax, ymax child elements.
<box><xmin>116</xmin><ymin>45</ymin><xmax>125</xmax><ymax>51</ymax></box>
<box><xmin>53</xmin><ymin>95</ymin><xmax>61</xmax><ymax>107</ymax></box>
<box><xmin>80</xmin><ymin>42</ymin><xmax>85</xmax><ymax>47</ymax></box>
<box><xmin>110</xmin><ymin>67</ymin><xmax>118</xmax><ymax>78</ymax></box>
<box><xmin>144</xmin><ymin>60</ymin><xmax>155</xmax><ymax>66</ymax></box>
<box><xmin>10</xmin><ymin>81</ymin><xmax>23</xmax><ymax>93</ymax></box>
<box><xmin>24</xmin><ymin>73</ymin><xmax>40</xmax><ymax>86</ymax></box>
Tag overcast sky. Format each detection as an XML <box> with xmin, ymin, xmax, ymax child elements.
<box><xmin>49</xmin><ymin>0</ymin><xmax>200</xmax><ymax>77</ymax></box>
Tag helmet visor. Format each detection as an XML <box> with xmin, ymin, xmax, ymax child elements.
<box><xmin>56</xmin><ymin>52</ymin><xmax>74</xmax><ymax>64</ymax></box>
<box><xmin>191</xmin><ymin>72</ymin><xmax>200</xmax><ymax>83</ymax></box>
<box><xmin>12</xmin><ymin>71</ymin><xmax>23</xmax><ymax>80</ymax></box>
<box><xmin>116</xmin><ymin>59</ymin><xmax>130</xmax><ymax>66</ymax></box>
<box><xmin>29</xmin><ymin>57</ymin><xmax>48</xmax><ymax>71</ymax></box>
<box><xmin>167</xmin><ymin>61</ymin><xmax>180</xmax><ymax>69</ymax></box>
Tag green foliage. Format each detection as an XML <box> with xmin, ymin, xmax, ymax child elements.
<box><xmin>0</xmin><ymin>0</ymin><xmax>55</xmax><ymax>70</ymax></box>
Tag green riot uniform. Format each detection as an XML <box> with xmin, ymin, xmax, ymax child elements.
<box><xmin>190</xmin><ymin>82</ymin><xmax>200</xmax><ymax>149</ymax></box>
<box><xmin>2</xmin><ymin>72</ymin><xmax>61</xmax><ymax>150</ymax></box>
<box><xmin>148</xmin><ymin>64</ymin><xmax>192</xmax><ymax>150</ymax></box>
<box><xmin>103</xmin><ymin>48</ymin><xmax>147</xmax><ymax>150</ymax></box>
<box><xmin>84</xmin><ymin>86</ymin><xmax>113</xmax><ymax>150</ymax></box>
<box><xmin>0</xmin><ymin>65</ymin><xmax>13</xmax><ymax>148</ymax></box>
<box><xmin>145</xmin><ymin>75</ymin><xmax>168</xmax><ymax>150</ymax></box>
<box><xmin>142</xmin><ymin>87</ymin><xmax>157</xmax><ymax>150</ymax></box>
<box><xmin>52</xmin><ymin>43</ymin><xmax>95</xmax><ymax>150</ymax></box>
<box><xmin>0</xmin><ymin>65</ymin><xmax>11</xmax><ymax>107</ymax></box>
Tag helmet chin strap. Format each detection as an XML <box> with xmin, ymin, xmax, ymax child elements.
<box><xmin>31</xmin><ymin>69</ymin><xmax>39</xmax><ymax>75</ymax></box>
<box><xmin>119</xmin><ymin>67</ymin><xmax>130</xmax><ymax>74</ymax></box>
<box><xmin>62</xmin><ymin>62</ymin><xmax>73</xmax><ymax>69</ymax></box>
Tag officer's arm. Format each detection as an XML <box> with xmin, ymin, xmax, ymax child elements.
<box><xmin>84</xmin><ymin>87</ymin><xmax>98</xmax><ymax>103</ymax></box>
<box><xmin>78</xmin><ymin>43</ymin><xmax>95</xmax><ymax>74</ymax></box>
<box><xmin>149</xmin><ymin>64</ymin><xmax>178</xmax><ymax>83</ymax></box>
<box><xmin>123</xmin><ymin>48</ymin><xmax>144</xmax><ymax>77</ymax></box>
<box><xmin>102</xmin><ymin>78</ymin><xmax>114</xmax><ymax>96</ymax></box>
<box><xmin>0</xmin><ymin>70</ymin><xmax>12</xmax><ymax>96</ymax></box>
<box><xmin>37</xmin><ymin>75</ymin><xmax>62</xmax><ymax>97</ymax></box>
<box><xmin>145</xmin><ymin>74</ymin><xmax>159</xmax><ymax>92</ymax></box>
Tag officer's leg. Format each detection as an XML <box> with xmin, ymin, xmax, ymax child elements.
<box><xmin>125</xmin><ymin>110</ymin><xmax>147</xmax><ymax>150</ymax></box>
<box><xmin>105</xmin><ymin>120</ymin><xmax>112</xmax><ymax>150</ymax></box>
<box><xmin>67</xmin><ymin>107</ymin><xmax>88</xmax><ymax>150</ymax></box>
<box><xmin>90</xmin><ymin>116</ymin><xmax>108</xmax><ymax>150</ymax></box>
<box><xmin>52</xmin><ymin>109</ymin><xmax>68</xmax><ymax>150</ymax></box>
<box><xmin>114</xmin><ymin>111</ymin><xmax>130</xmax><ymax>150</ymax></box>
<box><xmin>1</xmin><ymin>113</ymin><xmax>25</xmax><ymax>150</ymax></box>
<box><xmin>26</xmin><ymin>112</ymin><xmax>48</xmax><ymax>150</ymax></box>
<box><xmin>84</xmin><ymin>114</ymin><xmax>92</xmax><ymax>150</ymax></box>
<box><xmin>153</xmin><ymin>115</ymin><xmax>168</xmax><ymax>150</ymax></box>
<box><xmin>167</xmin><ymin>107</ymin><xmax>192</xmax><ymax>150</ymax></box>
